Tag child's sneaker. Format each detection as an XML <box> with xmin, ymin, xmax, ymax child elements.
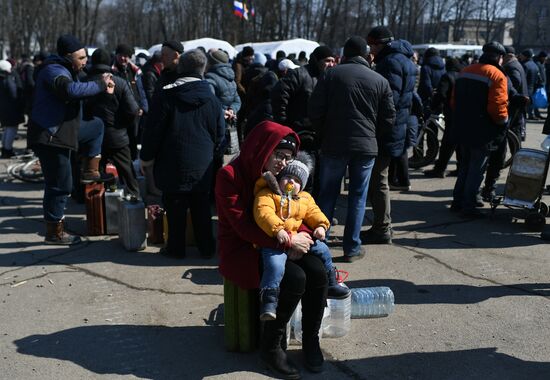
<box><xmin>259</xmin><ymin>288</ymin><xmax>279</xmax><ymax>321</ymax></box>
<box><xmin>327</xmin><ymin>267</ymin><xmax>351</xmax><ymax>299</ymax></box>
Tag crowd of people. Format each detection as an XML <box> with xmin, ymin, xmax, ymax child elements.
<box><xmin>1</xmin><ymin>28</ymin><xmax>549</xmax><ymax>378</ymax></box>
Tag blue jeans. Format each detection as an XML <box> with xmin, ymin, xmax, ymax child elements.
<box><xmin>34</xmin><ymin>146</ymin><xmax>73</xmax><ymax>222</ymax></box>
<box><xmin>78</xmin><ymin>117</ymin><xmax>104</xmax><ymax>157</ymax></box>
<box><xmin>453</xmin><ymin>145</ymin><xmax>489</xmax><ymax>212</ymax></box>
<box><xmin>317</xmin><ymin>153</ymin><xmax>376</xmax><ymax>256</ymax></box>
<box><xmin>260</xmin><ymin>240</ymin><xmax>333</xmax><ymax>289</ymax></box>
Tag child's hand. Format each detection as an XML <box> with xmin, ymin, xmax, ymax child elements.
<box><xmin>277</xmin><ymin>229</ymin><xmax>290</xmax><ymax>244</ymax></box>
<box><xmin>313</xmin><ymin>226</ymin><xmax>326</xmax><ymax>240</ymax></box>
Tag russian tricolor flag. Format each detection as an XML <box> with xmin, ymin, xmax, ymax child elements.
<box><xmin>233</xmin><ymin>1</ymin><xmax>249</xmax><ymax>20</ymax></box>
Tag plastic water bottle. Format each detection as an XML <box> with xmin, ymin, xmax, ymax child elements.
<box><xmin>322</xmin><ymin>295</ymin><xmax>351</xmax><ymax>338</ymax></box>
<box><xmin>351</xmin><ymin>287</ymin><xmax>395</xmax><ymax>318</ymax></box>
<box><xmin>541</xmin><ymin>135</ymin><xmax>550</xmax><ymax>152</ymax></box>
<box><xmin>290</xmin><ymin>301</ymin><xmax>330</xmax><ymax>343</ymax></box>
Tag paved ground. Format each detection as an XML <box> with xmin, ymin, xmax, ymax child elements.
<box><xmin>1</xmin><ymin>118</ymin><xmax>550</xmax><ymax>380</ymax></box>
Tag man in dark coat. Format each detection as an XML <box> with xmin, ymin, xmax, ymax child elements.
<box><xmin>519</xmin><ymin>49</ymin><xmax>542</xmax><ymax>120</ymax></box>
<box><xmin>271</xmin><ymin>46</ymin><xmax>336</xmax><ymax>134</ymax></box>
<box><xmin>28</xmin><ymin>34</ymin><xmax>114</xmax><ymax>245</ymax></box>
<box><xmin>141</xmin><ymin>51</ymin><xmax>163</xmax><ymax>107</ymax></box>
<box><xmin>534</xmin><ymin>51</ymin><xmax>547</xmax><ymax>120</ymax></box>
<box><xmin>85</xmin><ymin>48</ymin><xmax>140</xmax><ymax>198</ymax></box>
<box><xmin>309</xmin><ymin>36</ymin><xmax>395</xmax><ymax>262</ymax></box>
<box><xmin>364</xmin><ymin>26</ymin><xmax>418</xmax><ymax>244</ymax></box>
<box><xmin>424</xmin><ymin>57</ymin><xmax>464</xmax><ymax>178</ymax></box>
<box><xmin>503</xmin><ymin>46</ymin><xmax>529</xmax><ymax>139</ymax></box>
<box><xmin>140</xmin><ymin>49</ymin><xmax>225</xmax><ymax>259</ymax></box>
<box><xmin>0</xmin><ymin>60</ymin><xmax>24</xmax><ymax>158</ymax></box>
<box><xmin>418</xmin><ymin>47</ymin><xmax>446</xmax><ymax>114</ymax></box>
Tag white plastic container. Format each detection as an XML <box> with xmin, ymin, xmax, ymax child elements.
<box><xmin>351</xmin><ymin>287</ymin><xmax>395</xmax><ymax>318</ymax></box>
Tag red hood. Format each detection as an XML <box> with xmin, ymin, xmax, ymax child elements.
<box><xmin>236</xmin><ymin>120</ymin><xmax>299</xmax><ymax>186</ymax></box>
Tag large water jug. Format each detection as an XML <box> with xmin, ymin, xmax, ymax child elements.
<box><xmin>118</xmin><ymin>197</ymin><xmax>147</xmax><ymax>251</ymax></box>
<box><xmin>323</xmin><ymin>295</ymin><xmax>351</xmax><ymax>338</ymax></box>
<box><xmin>351</xmin><ymin>287</ymin><xmax>395</xmax><ymax>318</ymax></box>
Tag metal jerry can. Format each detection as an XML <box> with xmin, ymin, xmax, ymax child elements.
<box><xmin>85</xmin><ymin>183</ymin><xmax>106</xmax><ymax>236</ymax></box>
<box><xmin>117</xmin><ymin>197</ymin><xmax>147</xmax><ymax>251</ymax></box>
<box><xmin>104</xmin><ymin>187</ymin><xmax>124</xmax><ymax>235</ymax></box>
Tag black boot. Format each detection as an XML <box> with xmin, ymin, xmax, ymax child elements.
<box><xmin>301</xmin><ymin>278</ymin><xmax>328</xmax><ymax>373</ymax></box>
<box><xmin>260</xmin><ymin>289</ymin><xmax>302</xmax><ymax>380</ymax></box>
<box><xmin>260</xmin><ymin>288</ymin><xmax>279</xmax><ymax>321</ymax></box>
<box><xmin>327</xmin><ymin>267</ymin><xmax>351</xmax><ymax>299</ymax></box>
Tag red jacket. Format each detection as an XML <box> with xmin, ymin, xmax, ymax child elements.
<box><xmin>216</xmin><ymin>121</ymin><xmax>299</xmax><ymax>289</ymax></box>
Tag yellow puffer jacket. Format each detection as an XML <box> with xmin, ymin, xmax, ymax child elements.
<box><xmin>253</xmin><ymin>172</ymin><xmax>330</xmax><ymax>237</ymax></box>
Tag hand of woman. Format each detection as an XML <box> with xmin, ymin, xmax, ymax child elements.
<box><xmin>287</xmin><ymin>232</ymin><xmax>313</xmax><ymax>260</ymax></box>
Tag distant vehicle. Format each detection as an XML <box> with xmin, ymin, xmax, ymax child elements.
<box><xmin>148</xmin><ymin>38</ymin><xmax>237</xmax><ymax>59</ymax></box>
<box><xmin>411</xmin><ymin>43</ymin><xmax>483</xmax><ymax>58</ymax></box>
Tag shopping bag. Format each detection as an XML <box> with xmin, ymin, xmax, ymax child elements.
<box><xmin>533</xmin><ymin>87</ymin><xmax>548</xmax><ymax>109</ymax></box>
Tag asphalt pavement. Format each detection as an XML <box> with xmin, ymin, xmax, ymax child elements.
<box><xmin>1</xmin><ymin>118</ymin><xmax>550</xmax><ymax>380</ymax></box>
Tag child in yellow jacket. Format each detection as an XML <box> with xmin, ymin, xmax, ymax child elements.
<box><xmin>253</xmin><ymin>152</ymin><xmax>350</xmax><ymax>321</ymax></box>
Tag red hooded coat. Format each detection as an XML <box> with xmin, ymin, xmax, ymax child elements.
<box><xmin>216</xmin><ymin>121</ymin><xmax>299</xmax><ymax>289</ymax></box>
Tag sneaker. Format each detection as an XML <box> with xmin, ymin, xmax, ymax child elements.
<box><xmin>389</xmin><ymin>183</ymin><xmax>411</xmax><ymax>191</ymax></box>
<box><xmin>342</xmin><ymin>251</ymin><xmax>365</xmax><ymax>263</ymax></box>
<box><xmin>475</xmin><ymin>194</ymin><xmax>485</xmax><ymax>207</ymax></box>
<box><xmin>360</xmin><ymin>228</ymin><xmax>392</xmax><ymax>244</ymax></box>
<box><xmin>424</xmin><ymin>169</ymin><xmax>445</xmax><ymax>178</ymax></box>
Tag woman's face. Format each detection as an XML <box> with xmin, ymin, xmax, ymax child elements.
<box><xmin>264</xmin><ymin>148</ymin><xmax>294</xmax><ymax>175</ymax></box>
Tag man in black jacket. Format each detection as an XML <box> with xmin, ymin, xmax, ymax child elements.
<box><xmin>272</xmin><ymin>46</ymin><xmax>336</xmax><ymax>133</ymax></box>
<box><xmin>140</xmin><ymin>49</ymin><xmax>225</xmax><ymax>259</ymax></box>
<box><xmin>85</xmin><ymin>48</ymin><xmax>140</xmax><ymax>198</ymax></box>
<box><xmin>309</xmin><ymin>36</ymin><xmax>396</xmax><ymax>262</ymax></box>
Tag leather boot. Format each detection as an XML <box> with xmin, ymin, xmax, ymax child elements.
<box><xmin>260</xmin><ymin>289</ymin><xmax>302</xmax><ymax>380</ymax></box>
<box><xmin>327</xmin><ymin>267</ymin><xmax>351</xmax><ymax>299</ymax></box>
<box><xmin>301</xmin><ymin>282</ymin><xmax>328</xmax><ymax>373</ymax></box>
<box><xmin>45</xmin><ymin>220</ymin><xmax>81</xmax><ymax>245</ymax></box>
<box><xmin>81</xmin><ymin>156</ymin><xmax>114</xmax><ymax>184</ymax></box>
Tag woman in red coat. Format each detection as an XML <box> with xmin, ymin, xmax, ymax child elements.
<box><xmin>216</xmin><ymin>120</ymin><xmax>328</xmax><ymax>377</ymax></box>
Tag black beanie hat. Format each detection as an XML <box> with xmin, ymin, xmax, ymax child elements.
<box><xmin>537</xmin><ymin>51</ymin><xmax>548</xmax><ymax>58</ymax></box>
<box><xmin>311</xmin><ymin>46</ymin><xmax>334</xmax><ymax>61</ymax></box>
<box><xmin>521</xmin><ymin>49</ymin><xmax>534</xmax><ymax>59</ymax></box>
<box><xmin>505</xmin><ymin>46</ymin><xmax>515</xmax><ymax>55</ymax></box>
<box><xmin>162</xmin><ymin>40</ymin><xmax>184</xmax><ymax>54</ymax></box>
<box><xmin>367</xmin><ymin>26</ymin><xmax>394</xmax><ymax>45</ymax></box>
<box><xmin>482</xmin><ymin>41</ymin><xmax>506</xmax><ymax>56</ymax></box>
<box><xmin>91</xmin><ymin>48</ymin><xmax>112</xmax><ymax>67</ymax></box>
<box><xmin>424</xmin><ymin>47</ymin><xmax>439</xmax><ymax>58</ymax></box>
<box><xmin>275</xmin><ymin>134</ymin><xmax>297</xmax><ymax>154</ymax></box>
<box><xmin>57</xmin><ymin>34</ymin><xmax>84</xmax><ymax>56</ymax></box>
<box><xmin>242</xmin><ymin>46</ymin><xmax>254</xmax><ymax>57</ymax></box>
<box><xmin>115</xmin><ymin>44</ymin><xmax>135</xmax><ymax>57</ymax></box>
<box><xmin>343</xmin><ymin>36</ymin><xmax>368</xmax><ymax>58</ymax></box>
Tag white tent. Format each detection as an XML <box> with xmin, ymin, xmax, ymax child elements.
<box><xmin>235</xmin><ymin>38</ymin><xmax>320</xmax><ymax>59</ymax></box>
<box><xmin>148</xmin><ymin>38</ymin><xmax>237</xmax><ymax>58</ymax></box>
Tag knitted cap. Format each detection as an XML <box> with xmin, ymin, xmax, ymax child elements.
<box><xmin>311</xmin><ymin>46</ymin><xmax>334</xmax><ymax>62</ymax></box>
<box><xmin>504</xmin><ymin>46</ymin><xmax>515</xmax><ymax>55</ymax></box>
<box><xmin>367</xmin><ymin>26</ymin><xmax>394</xmax><ymax>45</ymax></box>
<box><xmin>521</xmin><ymin>49</ymin><xmax>534</xmax><ymax>58</ymax></box>
<box><xmin>253</xmin><ymin>52</ymin><xmax>267</xmax><ymax>66</ymax></box>
<box><xmin>209</xmin><ymin>50</ymin><xmax>229</xmax><ymax>64</ymax></box>
<box><xmin>162</xmin><ymin>40</ymin><xmax>184</xmax><ymax>54</ymax></box>
<box><xmin>91</xmin><ymin>48</ymin><xmax>112</xmax><ymax>67</ymax></box>
<box><xmin>279</xmin><ymin>151</ymin><xmax>314</xmax><ymax>188</ymax></box>
<box><xmin>57</xmin><ymin>34</ymin><xmax>84</xmax><ymax>56</ymax></box>
<box><xmin>115</xmin><ymin>43</ymin><xmax>134</xmax><ymax>57</ymax></box>
<box><xmin>242</xmin><ymin>46</ymin><xmax>254</xmax><ymax>57</ymax></box>
<box><xmin>275</xmin><ymin>134</ymin><xmax>297</xmax><ymax>154</ymax></box>
<box><xmin>343</xmin><ymin>36</ymin><xmax>368</xmax><ymax>58</ymax></box>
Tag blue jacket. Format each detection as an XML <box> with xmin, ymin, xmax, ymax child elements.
<box><xmin>205</xmin><ymin>64</ymin><xmax>241</xmax><ymax>113</ymax></box>
<box><xmin>522</xmin><ymin>59</ymin><xmax>541</xmax><ymax>95</ymax></box>
<box><xmin>374</xmin><ymin>40</ymin><xmax>418</xmax><ymax>156</ymax></box>
<box><xmin>28</xmin><ymin>55</ymin><xmax>106</xmax><ymax>150</ymax></box>
<box><xmin>140</xmin><ymin>77</ymin><xmax>225</xmax><ymax>193</ymax></box>
<box><xmin>418</xmin><ymin>55</ymin><xmax>446</xmax><ymax>101</ymax></box>
<box><xmin>0</xmin><ymin>72</ymin><xmax>24</xmax><ymax>126</ymax></box>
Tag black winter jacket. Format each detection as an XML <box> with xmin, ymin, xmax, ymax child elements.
<box><xmin>0</xmin><ymin>71</ymin><xmax>24</xmax><ymax>126</ymax></box>
<box><xmin>84</xmin><ymin>66</ymin><xmax>139</xmax><ymax>149</ymax></box>
<box><xmin>140</xmin><ymin>77</ymin><xmax>225</xmax><ymax>193</ymax></box>
<box><xmin>418</xmin><ymin>55</ymin><xmax>446</xmax><ymax>101</ymax></box>
<box><xmin>308</xmin><ymin>56</ymin><xmax>395</xmax><ymax>157</ymax></box>
<box><xmin>271</xmin><ymin>63</ymin><xmax>320</xmax><ymax>132</ymax></box>
<box><xmin>522</xmin><ymin>59</ymin><xmax>541</xmax><ymax>95</ymax></box>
